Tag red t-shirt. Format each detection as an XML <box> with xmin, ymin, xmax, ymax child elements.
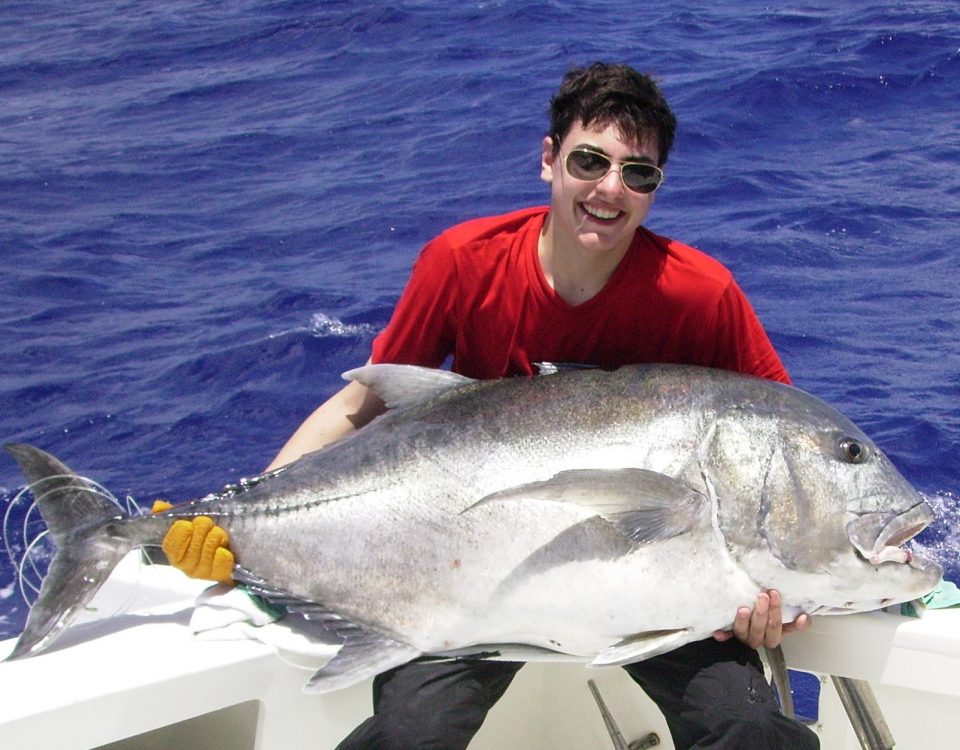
<box><xmin>372</xmin><ymin>206</ymin><xmax>790</xmax><ymax>384</ymax></box>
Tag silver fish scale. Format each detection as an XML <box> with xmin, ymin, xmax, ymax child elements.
<box><xmin>4</xmin><ymin>364</ymin><xmax>942</xmax><ymax>684</ymax></box>
<box><xmin>188</xmin><ymin>366</ymin><xmax>934</xmax><ymax>653</ymax></box>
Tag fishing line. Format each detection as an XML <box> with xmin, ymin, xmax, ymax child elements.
<box><xmin>3</xmin><ymin>474</ymin><xmax>149</xmax><ymax>616</ymax></box>
<box><xmin>17</xmin><ymin>530</ymin><xmax>51</xmax><ymax>604</ymax></box>
<box><xmin>2</xmin><ymin>485</ymin><xmax>48</xmax><ymax>592</ymax></box>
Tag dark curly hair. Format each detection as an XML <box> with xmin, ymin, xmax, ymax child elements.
<box><xmin>549</xmin><ymin>62</ymin><xmax>677</xmax><ymax>166</ymax></box>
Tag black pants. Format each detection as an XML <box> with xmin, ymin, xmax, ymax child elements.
<box><xmin>335</xmin><ymin>638</ymin><xmax>820</xmax><ymax>750</ymax></box>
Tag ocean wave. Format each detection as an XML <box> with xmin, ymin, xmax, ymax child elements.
<box><xmin>270</xmin><ymin>312</ymin><xmax>377</xmax><ymax>340</ymax></box>
<box><xmin>914</xmin><ymin>492</ymin><xmax>960</xmax><ymax>575</ymax></box>
<box><xmin>1</xmin><ymin>0</ymin><xmax>958</xmax><ymax>642</ymax></box>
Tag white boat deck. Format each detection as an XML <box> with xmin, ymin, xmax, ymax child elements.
<box><xmin>1</xmin><ymin>555</ymin><xmax>958</xmax><ymax>749</ymax></box>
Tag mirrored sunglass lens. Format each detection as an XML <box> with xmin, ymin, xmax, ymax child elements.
<box><xmin>566</xmin><ymin>150</ymin><xmax>611</xmax><ymax>179</ymax></box>
<box><xmin>567</xmin><ymin>150</ymin><xmax>662</xmax><ymax>193</ymax></box>
<box><xmin>622</xmin><ymin>164</ymin><xmax>662</xmax><ymax>193</ymax></box>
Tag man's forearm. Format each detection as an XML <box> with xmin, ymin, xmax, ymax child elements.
<box><xmin>265</xmin><ymin>376</ymin><xmax>385</xmax><ymax>472</ymax></box>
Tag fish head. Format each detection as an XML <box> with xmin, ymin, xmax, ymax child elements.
<box><xmin>703</xmin><ymin>383</ymin><xmax>942</xmax><ymax>613</ymax></box>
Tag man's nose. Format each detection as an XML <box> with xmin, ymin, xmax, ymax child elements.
<box><xmin>596</xmin><ymin>166</ymin><xmax>625</xmax><ymax>195</ymax></box>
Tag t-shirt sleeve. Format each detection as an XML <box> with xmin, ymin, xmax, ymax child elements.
<box><xmin>710</xmin><ymin>279</ymin><xmax>791</xmax><ymax>384</ymax></box>
<box><xmin>370</xmin><ymin>235</ymin><xmax>458</xmax><ymax>367</ymax></box>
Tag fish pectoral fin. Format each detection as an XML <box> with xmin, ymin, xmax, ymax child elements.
<box><xmin>343</xmin><ymin>364</ymin><xmax>475</xmax><ymax>410</ymax></box>
<box><xmin>590</xmin><ymin>629</ymin><xmax>691</xmax><ymax>667</ymax></box>
<box><xmin>470</xmin><ymin>469</ymin><xmax>707</xmax><ymax>543</ymax></box>
<box><xmin>305</xmin><ymin>632</ymin><xmax>421</xmax><ymax>693</ymax></box>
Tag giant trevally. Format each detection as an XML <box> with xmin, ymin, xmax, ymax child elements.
<box><xmin>3</xmin><ymin>364</ymin><xmax>941</xmax><ymax>691</ymax></box>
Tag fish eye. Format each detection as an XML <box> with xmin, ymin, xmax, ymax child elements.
<box><xmin>839</xmin><ymin>438</ymin><xmax>868</xmax><ymax>464</ymax></box>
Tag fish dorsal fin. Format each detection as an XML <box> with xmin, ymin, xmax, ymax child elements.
<box><xmin>343</xmin><ymin>364</ymin><xmax>475</xmax><ymax>410</ymax></box>
<box><xmin>470</xmin><ymin>469</ymin><xmax>707</xmax><ymax>544</ymax></box>
<box><xmin>534</xmin><ymin>362</ymin><xmax>598</xmax><ymax>375</ymax></box>
<box><xmin>590</xmin><ymin>629</ymin><xmax>691</xmax><ymax>667</ymax></box>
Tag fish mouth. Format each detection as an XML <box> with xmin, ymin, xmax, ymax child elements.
<box><xmin>846</xmin><ymin>501</ymin><xmax>935</xmax><ymax>568</ymax></box>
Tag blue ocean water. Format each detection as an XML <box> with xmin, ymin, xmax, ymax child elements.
<box><xmin>0</xmin><ymin>0</ymin><xmax>958</xmax><ymax>652</ymax></box>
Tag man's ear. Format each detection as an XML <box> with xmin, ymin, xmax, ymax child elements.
<box><xmin>540</xmin><ymin>135</ymin><xmax>558</xmax><ymax>184</ymax></box>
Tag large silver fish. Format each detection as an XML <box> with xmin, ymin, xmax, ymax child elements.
<box><xmin>4</xmin><ymin>364</ymin><xmax>941</xmax><ymax>691</ymax></box>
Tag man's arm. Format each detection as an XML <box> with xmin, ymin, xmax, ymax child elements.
<box><xmin>265</xmin><ymin>362</ymin><xmax>386</xmax><ymax>472</ymax></box>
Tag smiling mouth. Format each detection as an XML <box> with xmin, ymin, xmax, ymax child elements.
<box><xmin>581</xmin><ymin>202</ymin><xmax>622</xmax><ymax>223</ymax></box>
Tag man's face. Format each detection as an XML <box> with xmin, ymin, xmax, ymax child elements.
<box><xmin>541</xmin><ymin>121</ymin><xmax>660</xmax><ymax>259</ymax></box>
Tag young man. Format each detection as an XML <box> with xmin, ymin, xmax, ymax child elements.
<box><xmin>170</xmin><ymin>63</ymin><xmax>818</xmax><ymax>749</ymax></box>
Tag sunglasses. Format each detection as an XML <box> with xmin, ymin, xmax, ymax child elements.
<box><xmin>564</xmin><ymin>148</ymin><xmax>664</xmax><ymax>194</ymax></box>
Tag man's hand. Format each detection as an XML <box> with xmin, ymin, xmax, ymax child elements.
<box><xmin>713</xmin><ymin>590</ymin><xmax>810</xmax><ymax>649</ymax></box>
<box><xmin>151</xmin><ymin>500</ymin><xmax>235</xmax><ymax>584</ymax></box>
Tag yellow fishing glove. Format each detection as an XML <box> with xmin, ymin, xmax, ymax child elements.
<box><xmin>151</xmin><ymin>500</ymin><xmax>235</xmax><ymax>584</ymax></box>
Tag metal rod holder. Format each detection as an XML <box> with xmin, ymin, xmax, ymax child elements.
<box><xmin>831</xmin><ymin>675</ymin><xmax>896</xmax><ymax>750</ymax></box>
<box><xmin>587</xmin><ymin>679</ymin><xmax>660</xmax><ymax>750</ymax></box>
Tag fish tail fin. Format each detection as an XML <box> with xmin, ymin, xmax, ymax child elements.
<box><xmin>4</xmin><ymin>443</ymin><xmax>134</xmax><ymax>660</ymax></box>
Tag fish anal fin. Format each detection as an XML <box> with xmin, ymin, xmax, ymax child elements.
<box><xmin>232</xmin><ymin>566</ymin><xmax>422</xmax><ymax>692</ymax></box>
<box><xmin>471</xmin><ymin>469</ymin><xmax>707</xmax><ymax>544</ymax></box>
<box><xmin>305</xmin><ymin>634</ymin><xmax>420</xmax><ymax>693</ymax></box>
<box><xmin>433</xmin><ymin>643</ymin><xmax>585</xmax><ymax>662</ymax></box>
<box><xmin>590</xmin><ymin>629</ymin><xmax>691</xmax><ymax>667</ymax></box>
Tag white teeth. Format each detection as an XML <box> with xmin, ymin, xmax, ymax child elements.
<box><xmin>583</xmin><ymin>203</ymin><xmax>620</xmax><ymax>220</ymax></box>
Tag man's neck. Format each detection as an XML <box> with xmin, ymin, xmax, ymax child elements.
<box><xmin>538</xmin><ymin>218</ymin><xmax>632</xmax><ymax>306</ymax></box>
